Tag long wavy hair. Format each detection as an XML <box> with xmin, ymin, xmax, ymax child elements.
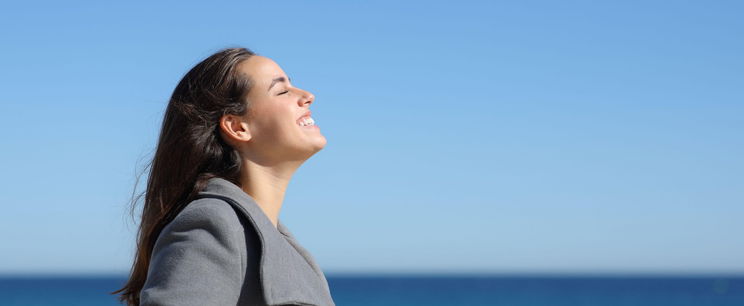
<box><xmin>112</xmin><ymin>47</ymin><xmax>256</xmax><ymax>305</ymax></box>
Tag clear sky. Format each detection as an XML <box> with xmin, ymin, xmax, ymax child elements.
<box><xmin>0</xmin><ymin>0</ymin><xmax>742</xmax><ymax>275</ymax></box>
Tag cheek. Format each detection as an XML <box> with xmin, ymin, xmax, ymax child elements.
<box><xmin>251</xmin><ymin>106</ymin><xmax>296</xmax><ymax>137</ymax></box>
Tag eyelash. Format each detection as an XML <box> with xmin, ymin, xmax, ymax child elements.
<box><xmin>278</xmin><ymin>90</ymin><xmax>289</xmax><ymax>96</ymax></box>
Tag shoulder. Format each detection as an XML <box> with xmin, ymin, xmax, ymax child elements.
<box><xmin>141</xmin><ymin>198</ymin><xmax>256</xmax><ymax>305</ymax></box>
<box><xmin>165</xmin><ymin>198</ymin><xmax>244</xmax><ymax>235</ymax></box>
<box><xmin>145</xmin><ymin>197</ymin><xmax>251</xmax><ymax>283</ymax></box>
<box><xmin>152</xmin><ymin>197</ymin><xmax>249</xmax><ymax>262</ymax></box>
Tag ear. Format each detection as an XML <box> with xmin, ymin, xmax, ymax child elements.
<box><xmin>219</xmin><ymin>114</ymin><xmax>252</xmax><ymax>146</ymax></box>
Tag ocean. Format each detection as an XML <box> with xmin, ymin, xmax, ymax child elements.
<box><xmin>0</xmin><ymin>275</ymin><xmax>742</xmax><ymax>305</ymax></box>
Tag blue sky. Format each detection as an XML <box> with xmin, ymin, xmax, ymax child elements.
<box><xmin>0</xmin><ymin>0</ymin><xmax>742</xmax><ymax>275</ymax></box>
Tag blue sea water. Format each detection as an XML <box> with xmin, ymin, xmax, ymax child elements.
<box><xmin>0</xmin><ymin>275</ymin><xmax>742</xmax><ymax>306</ymax></box>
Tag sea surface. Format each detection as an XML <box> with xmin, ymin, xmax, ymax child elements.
<box><xmin>0</xmin><ymin>274</ymin><xmax>742</xmax><ymax>306</ymax></box>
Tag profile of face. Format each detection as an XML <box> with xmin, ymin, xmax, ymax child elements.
<box><xmin>220</xmin><ymin>55</ymin><xmax>326</xmax><ymax>164</ymax></box>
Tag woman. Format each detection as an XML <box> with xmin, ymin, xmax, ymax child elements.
<box><xmin>113</xmin><ymin>47</ymin><xmax>335</xmax><ymax>306</ymax></box>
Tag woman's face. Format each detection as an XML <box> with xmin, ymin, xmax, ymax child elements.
<box><xmin>235</xmin><ymin>55</ymin><xmax>326</xmax><ymax>162</ymax></box>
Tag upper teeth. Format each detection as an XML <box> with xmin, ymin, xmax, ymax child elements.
<box><xmin>299</xmin><ymin>117</ymin><xmax>315</xmax><ymax>126</ymax></box>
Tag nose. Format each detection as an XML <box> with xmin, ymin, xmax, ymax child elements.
<box><xmin>298</xmin><ymin>88</ymin><xmax>315</xmax><ymax>106</ymax></box>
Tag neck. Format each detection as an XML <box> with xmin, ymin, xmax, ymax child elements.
<box><xmin>237</xmin><ymin>158</ymin><xmax>302</xmax><ymax>228</ymax></box>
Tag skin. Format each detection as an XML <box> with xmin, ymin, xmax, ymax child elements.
<box><xmin>218</xmin><ymin>55</ymin><xmax>327</xmax><ymax>228</ymax></box>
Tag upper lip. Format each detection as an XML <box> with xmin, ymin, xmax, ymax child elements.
<box><xmin>297</xmin><ymin>111</ymin><xmax>311</xmax><ymax>121</ymax></box>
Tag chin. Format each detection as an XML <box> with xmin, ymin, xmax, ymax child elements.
<box><xmin>311</xmin><ymin>138</ymin><xmax>327</xmax><ymax>152</ymax></box>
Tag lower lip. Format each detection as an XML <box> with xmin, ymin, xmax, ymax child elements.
<box><xmin>300</xmin><ymin>124</ymin><xmax>319</xmax><ymax>130</ymax></box>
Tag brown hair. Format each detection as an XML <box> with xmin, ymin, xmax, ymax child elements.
<box><xmin>112</xmin><ymin>47</ymin><xmax>256</xmax><ymax>305</ymax></box>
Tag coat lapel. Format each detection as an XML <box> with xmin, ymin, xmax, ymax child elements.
<box><xmin>197</xmin><ymin>177</ymin><xmax>335</xmax><ymax>306</ymax></box>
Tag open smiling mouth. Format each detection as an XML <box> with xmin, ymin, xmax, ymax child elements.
<box><xmin>297</xmin><ymin>116</ymin><xmax>317</xmax><ymax>128</ymax></box>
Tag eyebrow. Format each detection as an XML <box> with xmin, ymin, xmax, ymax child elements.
<box><xmin>268</xmin><ymin>76</ymin><xmax>292</xmax><ymax>91</ymax></box>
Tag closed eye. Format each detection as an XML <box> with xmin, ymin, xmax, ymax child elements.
<box><xmin>278</xmin><ymin>90</ymin><xmax>289</xmax><ymax>95</ymax></box>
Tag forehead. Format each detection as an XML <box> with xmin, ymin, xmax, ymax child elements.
<box><xmin>238</xmin><ymin>55</ymin><xmax>287</xmax><ymax>89</ymax></box>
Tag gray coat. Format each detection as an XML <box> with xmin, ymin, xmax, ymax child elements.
<box><xmin>140</xmin><ymin>177</ymin><xmax>336</xmax><ymax>306</ymax></box>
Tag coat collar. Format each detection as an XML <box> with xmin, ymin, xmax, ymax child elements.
<box><xmin>197</xmin><ymin>177</ymin><xmax>335</xmax><ymax>306</ymax></box>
